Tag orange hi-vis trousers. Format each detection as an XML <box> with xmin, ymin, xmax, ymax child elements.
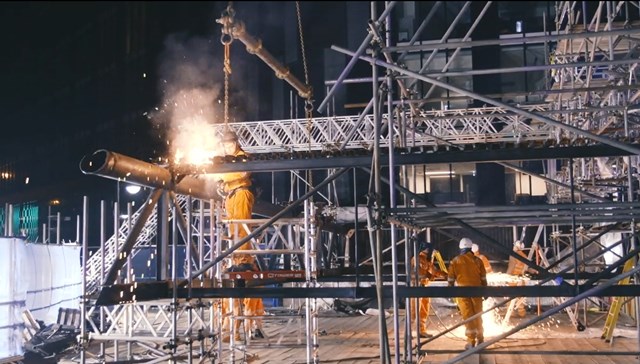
<box><xmin>221</xmin><ymin>187</ymin><xmax>264</xmax><ymax>334</ymax></box>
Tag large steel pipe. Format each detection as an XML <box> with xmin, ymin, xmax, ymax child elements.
<box><xmin>80</xmin><ymin>149</ymin><xmax>286</xmax><ymax>217</ymax></box>
<box><xmin>79</xmin><ymin>149</ymin><xmax>220</xmax><ymax>201</ymax></box>
<box><xmin>231</xmin><ymin>20</ymin><xmax>312</xmax><ymax>100</ymax></box>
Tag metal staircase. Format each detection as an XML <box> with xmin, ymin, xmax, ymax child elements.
<box><xmin>84</xmin><ymin>193</ymin><xmax>190</xmax><ymax>294</ymax></box>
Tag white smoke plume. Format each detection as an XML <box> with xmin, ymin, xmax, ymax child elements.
<box><xmin>151</xmin><ymin>32</ymin><xmax>226</xmax><ymax>165</ymax></box>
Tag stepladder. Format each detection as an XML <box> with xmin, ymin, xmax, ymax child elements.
<box><xmin>432</xmin><ymin>250</ymin><xmax>448</xmax><ymax>274</ymax></box>
<box><xmin>601</xmin><ymin>258</ymin><xmax>635</xmax><ymax>344</ymax></box>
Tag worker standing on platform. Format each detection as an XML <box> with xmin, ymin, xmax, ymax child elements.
<box><xmin>409</xmin><ymin>231</ymin><xmax>446</xmax><ymax>338</ymax></box>
<box><xmin>217</xmin><ymin>130</ymin><xmax>265</xmax><ymax>342</ymax></box>
<box><xmin>471</xmin><ymin>243</ymin><xmax>493</xmax><ymax>273</ymax></box>
<box><xmin>448</xmin><ymin>237</ymin><xmax>487</xmax><ymax>350</ymax></box>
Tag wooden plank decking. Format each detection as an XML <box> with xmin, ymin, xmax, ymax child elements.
<box><xmin>56</xmin><ymin>302</ymin><xmax>639</xmax><ymax>363</ymax></box>
<box><xmin>224</xmin><ymin>305</ymin><xmax>640</xmax><ymax>364</ymax></box>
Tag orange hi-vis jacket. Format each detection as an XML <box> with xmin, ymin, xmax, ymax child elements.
<box><xmin>410</xmin><ymin>250</ymin><xmax>445</xmax><ymax>335</ymax></box>
<box><xmin>220</xmin><ymin>149</ymin><xmax>252</xmax><ymax>193</ymax></box>
<box><xmin>507</xmin><ymin>249</ymin><xmax>529</xmax><ymax>276</ymax></box>
<box><xmin>412</xmin><ymin>251</ymin><xmax>446</xmax><ymax>285</ymax></box>
<box><xmin>220</xmin><ymin>148</ymin><xmax>255</xmax><ymax>265</ymax></box>
<box><xmin>474</xmin><ymin>252</ymin><xmax>493</xmax><ymax>273</ymax></box>
<box><xmin>447</xmin><ymin>251</ymin><xmax>487</xmax><ymax>287</ymax></box>
<box><xmin>447</xmin><ymin>250</ymin><xmax>487</xmax><ymax>345</ymax></box>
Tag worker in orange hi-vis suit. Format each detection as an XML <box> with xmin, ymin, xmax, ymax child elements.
<box><xmin>409</xmin><ymin>233</ymin><xmax>446</xmax><ymax>338</ymax></box>
<box><xmin>471</xmin><ymin>243</ymin><xmax>493</xmax><ymax>273</ymax></box>
<box><xmin>506</xmin><ymin>240</ymin><xmax>537</xmax><ymax>276</ymax></box>
<box><xmin>217</xmin><ymin>130</ymin><xmax>265</xmax><ymax>342</ymax></box>
<box><xmin>506</xmin><ymin>240</ymin><xmax>537</xmax><ymax>318</ymax></box>
<box><xmin>448</xmin><ymin>237</ymin><xmax>488</xmax><ymax>350</ymax></box>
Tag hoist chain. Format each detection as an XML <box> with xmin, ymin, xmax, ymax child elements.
<box><xmin>296</xmin><ymin>2</ymin><xmax>313</xmax><ymax>115</ymax></box>
<box><xmin>218</xmin><ymin>2</ymin><xmax>235</xmax><ymax>127</ymax></box>
<box><xmin>223</xmin><ymin>42</ymin><xmax>231</xmax><ymax>126</ymax></box>
<box><xmin>296</xmin><ymin>1</ymin><xmax>310</xmax><ymax>91</ymax></box>
<box><xmin>296</xmin><ymin>1</ymin><xmax>315</xmax><ymax>194</ymax></box>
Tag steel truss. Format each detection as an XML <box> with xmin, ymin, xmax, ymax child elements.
<box><xmin>214</xmin><ymin>103</ymin><xmax>638</xmax><ymax>154</ymax></box>
<box><xmin>73</xmin><ymin>1</ymin><xmax>640</xmax><ymax>363</ymax></box>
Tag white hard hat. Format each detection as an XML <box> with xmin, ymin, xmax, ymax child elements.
<box><xmin>471</xmin><ymin>243</ymin><xmax>479</xmax><ymax>253</ymax></box>
<box><xmin>514</xmin><ymin>240</ymin><xmax>524</xmax><ymax>249</ymax></box>
<box><xmin>459</xmin><ymin>237</ymin><xmax>473</xmax><ymax>250</ymax></box>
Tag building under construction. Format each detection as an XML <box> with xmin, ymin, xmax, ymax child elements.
<box><xmin>1</xmin><ymin>1</ymin><xmax>640</xmax><ymax>363</ymax></box>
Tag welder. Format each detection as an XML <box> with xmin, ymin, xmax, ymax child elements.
<box><xmin>410</xmin><ymin>231</ymin><xmax>446</xmax><ymax>338</ymax></box>
<box><xmin>218</xmin><ymin>130</ymin><xmax>265</xmax><ymax>342</ymax></box>
<box><xmin>506</xmin><ymin>240</ymin><xmax>536</xmax><ymax>318</ymax></box>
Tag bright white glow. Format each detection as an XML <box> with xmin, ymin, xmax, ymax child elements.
<box><xmin>429</xmin><ymin>174</ymin><xmax>457</xmax><ymax>179</ymax></box>
<box><xmin>157</xmin><ymin>88</ymin><xmax>225</xmax><ymax>166</ymax></box>
<box><xmin>424</xmin><ymin>170</ymin><xmax>455</xmax><ymax>176</ymax></box>
<box><xmin>125</xmin><ymin>185</ymin><xmax>142</xmax><ymax>195</ymax></box>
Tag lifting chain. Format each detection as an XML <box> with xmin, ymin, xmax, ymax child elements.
<box><xmin>296</xmin><ymin>1</ymin><xmax>315</xmax><ymax>193</ymax></box>
<box><xmin>218</xmin><ymin>2</ymin><xmax>235</xmax><ymax>127</ymax></box>
<box><xmin>296</xmin><ymin>2</ymin><xmax>313</xmax><ymax>116</ymax></box>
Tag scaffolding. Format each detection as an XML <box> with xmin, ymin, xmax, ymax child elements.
<box><xmin>30</xmin><ymin>1</ymin><xmax>639</xmax><ymax>363</ymax></box>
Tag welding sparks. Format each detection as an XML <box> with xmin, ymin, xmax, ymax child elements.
<box><xmin>482</xmin><ymin>297</ymin><xmax>514</xmax><ymax>336</ymax></box>
<box><xmin>159</xmin><ymin>89</ymin><xmax>226</xmax><ymax>165</ymax></box>
<box><xmin>472</xmin><ymin>273</ymin><xmax>527</xmax><ymax>338</ymax></box>
<box><xmin>172</xmin><ymin>115</ymin><xmax>223</xmax><ymax>165</ymax></box>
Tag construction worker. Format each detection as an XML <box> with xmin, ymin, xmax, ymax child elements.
<box><xmin>505</xmin><ymin>240</ymin><xmax>536</xmax><ymax>318</ymax></box>
<box><xmin>471</xmin><ymin>243</ymin><xmax>493</xmax><ymax>273</ymax></box>
<box><xmin>506</xmin><ymin>240</ymin><xmax>536</xmax><ymax>276</ymax></box>
<box><xmin>409</xmin><ymin>232</ymin><xmax>446</xmax><ymax>338</ymax></box>
<box><xmin>217</xmin><ymin>130</ymin><xmax>265</xmax><ymax>342</ymax></box>
<box><xmin>447</xmin><ymin>237</ymin><xmax>487</xmax><ymax>350</ymax></box>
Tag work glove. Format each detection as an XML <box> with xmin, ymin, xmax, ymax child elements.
<box><xmin>216</xmin><ymin>180</ymin><xmax>227</xmax><ymax>198</ymax></box>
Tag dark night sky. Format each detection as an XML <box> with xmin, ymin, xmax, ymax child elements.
<box><xmin>1</xmin><ymin>3</ymin><xmax>111</xmax><ymax>129</ymax></box>
<box><xmin>0</xmin><ymin>2</ymin><xmax>354</xmax><ymax>140</ymax></box>
<box><xmin>0</xmin><ymin>1</ymin><xmax>355</xmax><ymax>208</ymax></box>
<box><xmin>0</xmin><ymin>1</ymin><xmax>356</xmax><ymax>244</ymax></box>
<box><xmin>1</xmin><ymin>2</ymin><xmax>215</xmax><ymax>143</ymax></box>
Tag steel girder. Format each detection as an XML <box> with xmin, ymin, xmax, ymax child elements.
<box><xmin>183</xmin><ymin>143</ymin><xmax>636</xmax><ymax>174</ymax></box>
